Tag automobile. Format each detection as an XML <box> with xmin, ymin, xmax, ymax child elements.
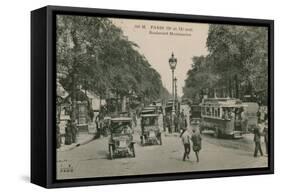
<box><xmin>140</xmin><ymin>106</ymin><xmax>158</xmax><ymax>116</ymax></box>
<box><xmin>140</xmin><ymin>114</ymin><xmax>162</xmax><ymax>145</ymax></box>
<box><xmin>108</xmin><ymin>117</ymin><xmax>135</xmax><ymax>159</ymax></box>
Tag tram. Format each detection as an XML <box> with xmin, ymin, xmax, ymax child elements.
<box><xmin>200</xmin><ymin>98</ymin><xmax>251</xmax><ymax>138</ymax></box>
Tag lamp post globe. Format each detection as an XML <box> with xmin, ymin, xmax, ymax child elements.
<box><xmin>169</xmin><ymin>52</ymin><xmax>177</xmax><ymax>70</ymax></box>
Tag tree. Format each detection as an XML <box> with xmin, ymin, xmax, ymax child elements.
<box><xmin>57</xmin><ymin>15</ymin><xmax>169</xmax><ymax>118</ymax></box>
<box><xmin>183</xmin><ymin>24</ymin><xmax>268</xmax><ymax>104</ymax></box>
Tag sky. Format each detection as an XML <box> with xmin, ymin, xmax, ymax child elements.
<box><xmin>111</xmin><ymin>18</ymin><xmax>209</xmax><ymax>97</ymax></box>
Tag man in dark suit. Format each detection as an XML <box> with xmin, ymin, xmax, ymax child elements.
<box><xmin>253</xmin><ymin>125</ymin><xmax>263</xmax><ymax>157</ymax></box>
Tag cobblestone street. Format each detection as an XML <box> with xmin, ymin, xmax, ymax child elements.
<box><xmin>57</xmin><ymin>127</ymin><xmax>268</xmax><ymax>179</ymax></box>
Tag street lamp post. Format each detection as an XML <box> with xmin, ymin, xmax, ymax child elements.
<box><xmin>174</xmin><ymin>77</ymin><xmax>178</xmax><ymax>101</ymax></box>
<box><xmin>169</xmin><ymin>52</ymin><xmax>177</xmax><ymax>132</ymax></box>
<box><xmin>174</xmin><ymin>77</ymin><xmax>178</xmax><ymax>114</ymax></box>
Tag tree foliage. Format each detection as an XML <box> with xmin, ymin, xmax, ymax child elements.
<box><xmin>183</xmin><ymin>24</ymin><xmax>268</xmax><ymax>105</ymax></box>
<box><xmin>57</xmin><ymin>15</ymin><xmax>167</xmax><ymax>111</ymax></box>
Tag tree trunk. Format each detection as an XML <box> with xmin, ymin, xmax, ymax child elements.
<box><xmin>235</xmin><ymin>74</ymin><xmax>239</xmax><ymax>98</ymax></box>
<box><xmin>69</xmin><ymin>28</ymin><xmax>79</xmax><ymax>124</ymax></box>
<box><xmin>228</xmin><ymin>79</ymin><xmax>232</xmax><ymax>98</ymax></box>
<box><xmin>70</xmin><ymin>71</ymin><xmax>77</xmax><ymax>122</ymax></box>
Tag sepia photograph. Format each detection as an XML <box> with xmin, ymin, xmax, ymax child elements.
<box><xmin>55</xmin><ymin>14</ymin><xmax>269</xmax><ymax>180</ymax></box>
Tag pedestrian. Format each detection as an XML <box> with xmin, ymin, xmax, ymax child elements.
<box><xmin>95</xmin><ymin>113</ymin><xmax>101</xmax><ymax>138</ymax></box>
<box><xmin>166</xmin><ymin>114</ymin><xmax>171</xmax><ymax>133</ymax></box>
<box><xmin>191</xmin><ymin>124</ymin><xmax>202</xmax><ymax>162</ymax></box>
<box><xmin>180</xmin><ymin>109</ymin><xmax>185</xmax><ymax>120</ymax></box>
<box><xmin>71</xmin><ymin>120</ymin><xmax>77</xmax><ymax>143</ymax></box>
<box><xmin>240</xmin><ymin>108</ymin><xmax>248</xmax><ymax>132</ymax></box>
<box><xmin>89</xmin><ymin>108</ymin><xmax>94</xmax><ymax>122</ymax></box>
<box><xmin>253</xmin><ymin>125</ymin><xmax>263</xmax><ymax>157</ymax></box>
<box><xmin>163</xmin><ymin>114</ymin><xmax>167</xmax><ymax>132</ymax></box>
<box><xmin>65</xmin><ymin>120</ymin><xmax>72</xmax><ymax>145</ymax></box>
<box><xmin>263</xmin><ymin>120</ymin><xmax>268</xmax><ymax>155</ymax></box>
<box><xmin>180</xmin><ymin>128</ymin><xmax>191</xmax><ymax>161</ymax></box>
<box><xmin>257</xmin><ymin>109</ymin><xmax>261</xmax><ymax>123</ymax></box>
<box><xmin>100</xmin><ymin>117</ymin><xmax>105</xmax><ymax>136</ymax></box>
<box><xmin>174</xmin><ymin>114</ymin><xmax>179</xmax><ymax>132</ymax></box>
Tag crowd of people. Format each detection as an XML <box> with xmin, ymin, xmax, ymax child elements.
<box><xmin>163</xmin><ymin>110</ymin><xmax>187</xmax><ymax>133</ymax></box>
<box><xmin>56</xmin><ymin>120</ymin><xmax>78</xmax><ymax>148</ymax></box>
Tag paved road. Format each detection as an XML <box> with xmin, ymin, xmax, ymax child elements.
<box><xmin>57</xmin><ymin>128</ymin><xmax>268</xmax><ymax>180</ymax></box>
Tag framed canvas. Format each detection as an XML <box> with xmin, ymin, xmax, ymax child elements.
<box><xmin>31</xmin><ymin>5</ymin><xmax>274</xmax><ymax>188</ymax></box>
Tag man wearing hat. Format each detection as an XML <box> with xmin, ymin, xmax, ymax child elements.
<box><xmin>180</xmin><ymin>126</ymin><xmax>191</xmax><ymax>161</ymax></box>
<box><xmin>65</xmin><ymin>120</ymin><xmax>72</xmax><ymax>145</ymax></box>
<box><xmin>253</xmin><ymin>124</ymin><xmax>263</xmax><ymax>157</ymax></box>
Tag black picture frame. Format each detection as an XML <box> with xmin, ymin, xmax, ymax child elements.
<box><xmin>31</xmin><ymin>5</ymin><xmax>274</xmax><ymax>188</ymax></box>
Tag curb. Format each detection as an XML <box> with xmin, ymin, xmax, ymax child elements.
<box><xmin>57</xmin><ymin>134</ymin><xmax>95</xmax><ymax>152</ymax></box>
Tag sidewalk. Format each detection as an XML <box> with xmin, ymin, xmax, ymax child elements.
<box><xmin>57</xmin><ymin>132</ymin><xmax>95</xmax><ymax>152</ymax></box>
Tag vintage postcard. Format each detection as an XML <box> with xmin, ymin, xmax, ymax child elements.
<box><xmin>56</xmin><ymin>15</ymin><xmax>269</xmax><ymax>180</ymax></box>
